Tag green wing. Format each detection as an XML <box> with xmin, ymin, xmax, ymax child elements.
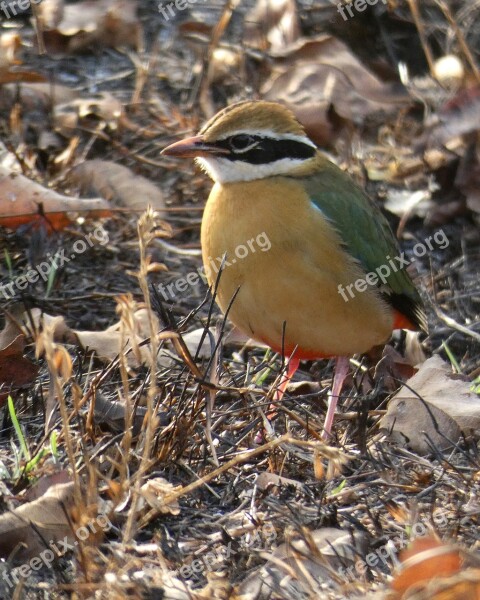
<box><xmin>301</xmin><ymin>156</ymin><xmax>426</xmax><ymax>331</ymax></box>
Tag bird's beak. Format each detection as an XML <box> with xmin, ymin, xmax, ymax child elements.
<box><xmin>161</xmin><ymin>135</ymin><xmax>230</xmax><ymax>158</ymax></box>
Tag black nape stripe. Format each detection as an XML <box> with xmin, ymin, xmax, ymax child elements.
<box><xmin>214</xmin><ymin>135</ymin><xmax>316</xmax><ymax>164</ymax></box>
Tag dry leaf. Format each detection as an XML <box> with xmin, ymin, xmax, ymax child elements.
<box><xmin>0</xmin><ymin>167</ymin><xmax>111</xmax><ymax>231</ymax></box>
<box><xmin>93</xmin><ymin>393</ymin><xmax>147</xmax><ymax>435</ymax></box>
<box><xmin>41</xmin><ymin>0</ymin><xmax>142</xmax><ymax>54</ymax></box>
<box><xmin>244</xmin><ymin>0</ymin><xmax>301</xmax><ymax>52</ymax></box>
<box><xmin>0</xmin><ymin>335</ymin><xmax>38</xmax><ymax>406</ymax></box>
<box><xmin>70</xmin><ymin>160</ymin><xmax>166</xmax><ymax>215</ymax></box>
<box><xmin>256</xmin><ymin>472</ymin><xmax>305</xmax><ymax>493</ymax></box>
<box><xmin>0</xmin><ymin>83</ymin><xmax>77</xmax><ymax>118</ymax></box>
<box><xmin>0</xmin><ymin>316</ymin><xmax>38</xmax><ymax>405</ymax></box>
<box><xmin>139</xmin><ymin>478</ymin><xmax>181</xmax><ymax>516</ymax></box>
<box><xmin>54</xmin><ymin>92</ymin><xmax>124</xmax><ymax>135</ymax></box>
<box><xmin>0</xmin><ymin>482</ymin><xmax>75</xmax><ymax>559</ymax></box>
<box><xmin>379</xmin><ymin>356</ymin><xmax>480</xmax><ymax>454</ymax></box>
<box><xmin>262</xmin><ymin>35</ymin><xmax>409</xmax><ymax>142</ymax></box>
<box><xmin>424</xmin><ymin>86</ymin><xmax>480</xmax><ymax>148</ymax></box>
<box><xmin>240</xmin><ymin>527</ymin><xmax>368</xmax><ymax>597</ymax></box>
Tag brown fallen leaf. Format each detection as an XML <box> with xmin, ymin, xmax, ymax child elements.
<box><xmin>262</xmin><ymin>35</ymin><xmax>410</xmax><ymax>144</ymax></box>
<box><xmin>0</xmin><ymin>335</ymin><xmax>39</xmax><ymax>406</ymax></box>
<box><xmin>0</xmin><ymin>316</ymin><xmax>38</xmax><ymax>406</ymax></box>
<box><xmin>0</xmin><ymin>167</ymin><xmax>112</xmax><ymax>231</ymax></box>
<box><xmin>255</xmin><ymin>471</ymin><xmax>306</xmax><ymax>493</ymax></box>
<box><xmin>139</xmin><ymin>478</ymin><xmax>181</xmax><ymax>516</ymax></box>
<box><xmin>23</xmin><ymin>309</ymin><xmax>258</xmax><ymax>372</ymax></box>
<box><xmin>25</xmin><ymin>307</ymin><xmax>160</xmax><ymax>368</ymax></box>
<box><xmin>374</xmin><ymin>345</ymin><xmax>419</xmax><ymax>393</ymax></box>
<box><xmin>423</xmin><ymin>86</ymin><xmax>480</xmax><ymax>148</ymax></box>
<box><xmin>93</xmin><ymin>393</ymin><xmax>147</xmax><ymax>435</ymax></box>
<box><xmin>25</xmin><ymin>470</ymin><xmax>72</xmax><ymax>502</ymax></box>
<box><xmin>379</xmin><ymin>355</ymin><xmax>480</xmax><ymax>454</ymax></box>
<box><xmin>239</xmin><ymin>527</ymin><xmax>368</xmax><ymax>598</ymax></box>
<box><xmin>70</xmin><ymin>160</ymin><xmax>166</xmax><ymax>215</ymax></box>
<box><xmin>54</xmin><ymin>92</ymin><xmax>124</xmax><ymax>137</ymax></box>
<box><xmin>0</xmin><ymin>482</ymin><xmax>75</xmax><ymax>559</ymax></box>
<box><xmin>0</xmin><ymin>83</ymin><xmax>77</xmax><ymax>117</ymax></box>
<box><xmin>41</xmin><ymin>0</ymin><xmax>142</xmax><ymax>54</ymax></box>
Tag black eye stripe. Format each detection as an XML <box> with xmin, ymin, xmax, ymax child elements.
<box><xmin>214</xmin><ymin>135</ymin><xmax>316</xmax><ymax>164</ymax></box>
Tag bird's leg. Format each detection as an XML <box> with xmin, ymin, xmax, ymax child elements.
<box><xmin>256</xmin><ymin>356</ymin><xmax>300</xmax><ymax>442</ymax></box>
<box><xmin>322</xmin><ymin>356</ymin><xmax>350</xmax><ymax>440</ymax></box>
<box><xmin>273</xmin><ymin>355</ymin><xmax>300</xmax><ymax>404</ymax></box>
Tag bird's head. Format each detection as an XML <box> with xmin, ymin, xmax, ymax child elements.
<box><xmin>161</xmin><ymin>101</ymin><xmax>317</xmax><ymax>183</ymax></box>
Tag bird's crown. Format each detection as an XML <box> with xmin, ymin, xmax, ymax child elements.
<box><xmin>200</xmin><ymin>100</ymin><xmax>308</xmax><ymax>141</ymax></box>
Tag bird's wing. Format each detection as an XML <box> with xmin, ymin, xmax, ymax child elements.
<box><xmin>302</xmin><ymin>157</ymin><xmax>427</xmax><ymax>331</ymax></box>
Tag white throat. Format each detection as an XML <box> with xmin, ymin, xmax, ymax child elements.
<box><xmin>196</xmin><ymin>156</ymin><xmax>307</xmax><ymax>184</ymax></box>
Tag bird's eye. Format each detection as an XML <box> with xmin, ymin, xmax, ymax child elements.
<box><xmin>229</xmin><ymin>134</ymin><xmax>257</xmax><ymax>152</ymax></box>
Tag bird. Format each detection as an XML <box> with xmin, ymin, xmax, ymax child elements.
<box><xmin>162</xmin><ymin>100</ymin><xmax>427</xmax><ymax>439</ymax></box>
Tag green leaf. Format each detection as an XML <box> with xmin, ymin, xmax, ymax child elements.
<box><xmin>442</xmin><ymin>341</ymin><xmax>462</xmax><ymax>374</ymax></box>
<box><xmin>330</xmin><ymin>479</ymin><xmax>347</xmax><ymax>495</ymax></box>
<box><xmin>4</xmin><ymin>249</ymin><xmax>12</xmax><ymax>277</ymax></box>
<box><xmin>8</xmin><ymin>395</ymin><xmax>30</xmax><ymax>461</ymax></box>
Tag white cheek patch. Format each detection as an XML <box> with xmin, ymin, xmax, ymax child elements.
<box><xmin>196</xmin><ymin>156</ymin><xmax>308</xmax><ymax>183</ymax></box>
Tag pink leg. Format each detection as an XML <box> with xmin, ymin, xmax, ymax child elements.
<box><xmin>273</xmin><ymin>355</ymin><xmax>300</xmax><ymax>403</ymax></box>
<box><xmin>322</xmin><ymin>356</ymin><xmax>350</xmax><ymax>440</ymax></box>
<box><xmin>255</xmin><ymin>356</ymin><xmax>300</xmax><ymax>442</ymax></box>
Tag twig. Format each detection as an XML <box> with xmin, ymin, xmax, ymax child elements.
<box><xmin>407</xmin><ymin>0</ymin><xmax>436</xmax><ymax>77</ymax></box>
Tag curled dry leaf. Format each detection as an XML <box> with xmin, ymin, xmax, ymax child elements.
<box><xmin>70</xmin><ymin>160</ymin><xmax>166</xmax><ymax>216</ymax></box>
<box><xmin>373</xmin><ymin>345</ymin><xmax>420</xmax><ymax>394</ymax></box>
<box><xmin>0</xmin><ymin>167</ymin><xmax>111</xmax><ymax>231</ymax></box>
<box><xmin>52</xmin><ymin>346</ymin><xmax>73</xmax><ymax>381</ymax></box>
<box><xmin>140</xmin><ymin>478</ymin><xmax>181</xmax><ymax>516</ymax></box>
<box><xmin>209</xmin><ymin>47</ymin><xmax>243</xmax><ymax>85</ymax></box>
<box><xmin>379</xmin><ymin>355</ymin><xmax>480</xmax><ymax>455</ymax></box>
